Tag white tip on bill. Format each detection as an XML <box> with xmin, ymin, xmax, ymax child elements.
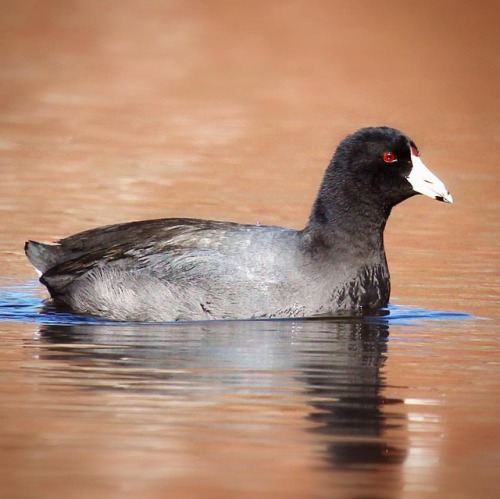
<box><xmin>407</xmin><ymin>154</ymin><xmax>453</xmax><ymax>203</ymax></box>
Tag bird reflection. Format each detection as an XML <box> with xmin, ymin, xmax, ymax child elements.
<box><xmin>297</xmin><ymin>320</ymin><xmax>406</xmax><ymax>468</ymax></box>
<box><xmin>37</xmin><ymin>317</ymin><xmax>406</xmax><ymax>470</ymax></box>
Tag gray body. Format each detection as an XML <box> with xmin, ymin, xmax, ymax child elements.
<box><xmin>26</xmin><ymin>219</ymin><xmax>389</xmax><ymax>321</ymax></box>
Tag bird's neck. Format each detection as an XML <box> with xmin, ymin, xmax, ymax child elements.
<box><xmin>300</xmin><ymin>185</ymin><xmax>391</xmax><ymax>261</ymax></box>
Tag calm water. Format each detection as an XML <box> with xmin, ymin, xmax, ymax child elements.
<box><xmin>1</xmin><ymin>2</ymin><xmax>499</xmax><ymax>499</ymax></box>
<box><xmin>0</xmin><ymin>281</ymin><xmax>492</xmax><ymax>499</ymax></box>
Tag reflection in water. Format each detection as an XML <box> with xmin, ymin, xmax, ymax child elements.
<box><xmin>299</xmin><ymin>321</ymin><xmax>406</xmax><ymax>468</ymax></box>
<box><xmin>38</xmin><ymin>318</ymin><xmax>406</xmax><ymax>472</ymax></box>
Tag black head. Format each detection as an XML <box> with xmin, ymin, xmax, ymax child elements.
<box><xmin>320</xmin><ymin>126</ymin><xmax>452</xmax><ymax>209</ymax></box>
<box><xmin>307</xmin><ymin>127</ymin><xmax>452</xmax><ymax>235</ymax></box>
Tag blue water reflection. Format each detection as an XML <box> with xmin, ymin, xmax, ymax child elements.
<box><xmin>0</xmin><ymin>280</ymin><xmax>473</xmax><ymax>325</ymax></box>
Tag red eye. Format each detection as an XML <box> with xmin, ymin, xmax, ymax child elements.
<box><xmin>383</xmin><ymin>151</ymin><xmax>397</xmax><ymax>163</ymax></box>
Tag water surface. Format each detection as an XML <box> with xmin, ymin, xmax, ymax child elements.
<box><xmin>0</xmin><ymin>280</ymin><xmax>496</xmax><ymax>498</ymax></box>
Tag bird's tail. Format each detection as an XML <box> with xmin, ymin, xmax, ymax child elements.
<box><xmin>24</xmin><ymin>240</ymin><xmax>62</xmax><ymax>276</ymax></box>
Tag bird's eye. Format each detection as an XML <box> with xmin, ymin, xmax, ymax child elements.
<box><xmin>383</xmin><ymin>151</ymin><xmax>397</xmax><ymax>163</ymax></box>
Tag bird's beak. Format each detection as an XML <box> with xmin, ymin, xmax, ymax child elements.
<box><xmin>407</xmin><ymin>154</ymin><xmax>453</xmax><ymax>203</ymax></box>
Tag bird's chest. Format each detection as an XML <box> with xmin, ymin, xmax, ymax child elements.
<box><xmin>313</xmin><ymin>263</ymin><xmax>390</xmax><ymax>314</ymax></box>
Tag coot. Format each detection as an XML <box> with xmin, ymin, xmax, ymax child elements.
<box><xmin>25</xmin><ymin>127</ymin><xmax>453</xmax><ymax>321</ymax></box>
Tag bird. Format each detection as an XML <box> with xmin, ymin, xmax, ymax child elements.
<box><xmin>25</xmin><ymin>126</ymin><xmax>453</xmax><ymax>322</ymax></box>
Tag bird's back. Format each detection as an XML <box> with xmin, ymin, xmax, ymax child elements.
<box><xmin>25</xmin><ymin>218</ymin><xmax>306</xmax><ymax>321</ymax></box>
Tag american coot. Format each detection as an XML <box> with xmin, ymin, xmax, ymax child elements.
<box><xmin>25</xmin><ymin>127</ymin><xmax>452</xmax><ymax>322</ymax></box>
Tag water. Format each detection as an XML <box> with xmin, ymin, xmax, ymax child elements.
<box><xmin>1</xmin><ymin>1</ymin><xmax>499</xmax><ymax>498</ymax></box>
<box><xmin>0</xmin><ymin>281</ymin><xmax>474</xmax><ymax>325</ymax></box>
<box><xmin>0</xmin><ymin>282</ymin><xmax>496</xmax><ymax>499</ymax></box>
